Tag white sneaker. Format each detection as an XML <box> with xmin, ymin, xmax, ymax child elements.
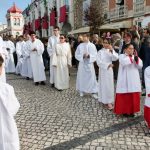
<box><xmin>92</xmin><ymin>94</ymin><xmax>98</xmax><ymax>99</ymax></box>
<box><xmin>80</xmin><ymin>92</ymin><xmax>84</xmax><ymax>97</ymax></box>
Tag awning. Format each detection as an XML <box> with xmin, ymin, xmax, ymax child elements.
<box><xmin>100</xmin><ymin>21</ymin><xmax>132</xmax><ymax>30</ymax></box>
<box><xmin>68</xmin><ymin>26</ymin><xmax>90</xmax><ymax>35</ymax></box>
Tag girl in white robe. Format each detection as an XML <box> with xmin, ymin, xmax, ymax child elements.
<box><xmin>75</xmin><ymin>33</ymin><xmax>98</xmax><ymax>98</ymax></box>
<box><xmin>0</xmin><ymin>55</ymin><xmax>20</xmax><ymax>150</ymax></box>
<box><xmin>96</xmin><ymin>39</ymin><xmax>118</xmax><ymax>110</ymax></box>
<box><xmin>52</xmin><ymin>35</ymin><xmax>72</xmax><ymax>90</ymax></box>
<box><xmin>114</xmin><ymin>43</ymin><xmax>142</xmax><ymax>116</ymax></box>
<box><xmin>144</xmin><ymin>66</ymin><xmax>150</xmax><ymax>129</ymax></box>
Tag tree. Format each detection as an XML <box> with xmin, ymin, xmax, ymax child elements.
<box><xmin>84</xmin><ymin>0</ymin><xmax>104</xmax><ymax>34</ymax></box>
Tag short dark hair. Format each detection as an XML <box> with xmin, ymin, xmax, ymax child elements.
<box><xmin>145</xmin><ymin>28</ymin><xmax>150</xmax><ymax>35</ymax></box>
<box><xmin>0</xmin><ymin>55</ymin><xmax>4</xmax><ymax>67</ymax></box>
<box><xmin>124</xmin><ymin>43</ymin><xmax>134</xmax><ymax>49</ymax></box>
<box><xmin>83</xmin><ymin>33</ymin><xmax>90</xmax><ymax>38</ymax></box>
<box><xmin>125</xmin><ymin>32</ymin><xmax>132</xmax><ymax>38</ymax></box>
<box><xmin>54</xmin><ymin>26</ymin><xmax>60</xmax><ymax>30</ymax></box>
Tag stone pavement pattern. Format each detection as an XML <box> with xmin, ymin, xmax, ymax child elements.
<box><xmin>7</xmin><ymin>71</ymin><xmax>150</xmax><ymax>150</ymax></box>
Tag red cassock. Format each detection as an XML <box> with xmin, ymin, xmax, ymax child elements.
<box><xmin>144</xmin><ymin>106</ymin><xmax>150</xmax><ymax>128</ymax></box>
<box><xmin>114</xmin><ymin>92</ymin><xmax>140</xmax><ymax>115</ymax></box>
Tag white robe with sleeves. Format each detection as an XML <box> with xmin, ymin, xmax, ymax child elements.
<box><xmin>52</xmin><ymin>42</ymin><xmax>72</xmax><ymax>90</ymax></box>
<box><xmin>47</xmin><ymin>35</ymin><xmax>60</xmax><ymax>84</ymax></box>
<box><xmin>30</xmin><ymin>39</ymin><xmax>46</xmax><ymax>82</ymax></box>
<box><xmin>4</xmin><ymin>40</ymin><xmax>16</xmax><ymax>73</ymax></box>
<box><xmin>96</xmin><ymin>48</ymin><xmax>118</xmax><ymax>104</ymax></box>
<box><xmin>0</xmin><ymin>82</ymin><xmax>20</xmax><ymax>150</ymax></box>
<box><xmin>75</xmin><ymin>42</ymin><xmax>98</xmax><ymax>94</ymax></box>
<box><xmin>116</xmin><ymin>54</ymin><xmax>143</xmax><ymax>93</ymax></box>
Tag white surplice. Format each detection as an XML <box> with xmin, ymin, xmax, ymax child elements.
<box><xmin>30</xmin><ymin>39</ymin><xmax>46</xmax><ymax>82</ymax></box>
<box><xmin>116</xmin><ymin>54</ymin><xmax>143</xmax><ymax>93</ymax></box>
<box><xmin>47</xmin><ymin>35</ymin><xmax>60</xmax><ymax>84</ymax></box>
<box><xmin>0</xmin><ymin>37</ymin><xmax>8</xmax><ymax>82</ymax></box>
<box><xmin>16</xmin><ymin>41</ymin><xmax>26</xmax><ymax>74</ymax></box>
<box><xmin>144</xmin><ymin>66</ymin><xmax>150</xmax><ymax>107</ymax></box>
<box><xmin>75</xmin><ymin>42</ymin><xmax>98</xmax><ymax>93</ymax></box>
<box><xmin>21</xmin><ymin>40</ymin><xmax>32</xmax><ymax>78</ymax></box>
<box><xmin>52</xmin><ymin>42</ymin><xmax>72</xmax><ymax>90</ymax></box>
<box><xmin>4</xmin><ymin>40</ymin><xmax>16</xmax><ymax>73</ymax></box>
<box><xmin>96</xmin><ymin>48</ymin><xmax>118</xmax><ymax>104</ymax></box>
<box><xmin>0</xmin><ymin>81</ymin><xmax>20</xmax><ymax>150</ymax></box>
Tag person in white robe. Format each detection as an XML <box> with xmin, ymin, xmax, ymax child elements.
<box><xmin>0</xmin><ymin>36</ymin><xmax>8</xmax><ymax>82</ymax></box>
<box><xmin>4</xmin><ymin>36</ymin><xmax>16</xmax><ymax>73</ymax></box>
<box><xmin>114</xmin><ymin>43</ymin><xmax>143</xmax><ymax>116</ymax></box>
<box><xmin>52</xmin><ymin>35</ymin><xmax>72</xmax><ymax>90</ymax></box>
<box><xmin>0</xmin><ymin>55</ymin><xmax>20</xmax><ymax>150</ymax></box>
<box><xmin>29</xmin><ymin>31</ymin><xmax>46</xmax><ymax>85</ymax></box>
<box><xmin>47</xmin><ymin>26</ymin><xmax>60</xmax><ymax>87</ymax></box>
<box><xmin>144</xmin><ymin>66</ymin><xmax>150</xmax><ymax>129</ymax></box>
<box><xmin>21</xmin><ymin>34</ymin><xmax>32</xmax><ymax>79</ymax></box>
<box><xmin>16</xmin><ymin>36</ymin><xmax>26</xmax><ymax>75</ymax></box>
<box><xmin>96</xmin><ymin>39</ymin><xmax>118</xmax><ymax>110</ymax></box>
<box><xmin>75</xmin><ymin>33</ymin><xmax>98</xmax><ymax>98</ymax></box>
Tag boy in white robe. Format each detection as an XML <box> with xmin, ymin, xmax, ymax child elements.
<box><xmin>144</xmin><ymin>66</ymin><xmax>150</xmax><ymax>130</ymax></box>
<box><xmin>16</xmin><ymin>36</ymin><xmax>26</xmax><ymax>75</ymax></box>
<box><xmin>29</xmin><ymin>31</ymin><xmax>46</xmax><ymax>85</ymax></box>
<box><xmin>0</xmin><ymin>36</ymin><xmax>8</xmax><ymax>82</ymax></box>
<box><xmin>4</xmin><ymin>36</ymin><xmax>16</xmax><ymax>73</ymax></box>
<box><xmin>75</xmin><ymin>33</ymin><xmax>98</xmax><ymax>98</ymax></box>
<box><xmin>21</xmin><ymin>34</ymin><xmax>32</xmax><ymax>79</ymax></box>
<box><xmin>47</xmin><ymin>26</ymin><xmax>60</xmax><ymax>87</ymax></box>
<box><xmin>96</xmin><ymin>39</ymin><xmax>118</xmax><ymax>110</ymax></box>
<box><xmin>0</xmin><ymin>55</ymin><xmax>20</xmax><ymax>150</ymax></box>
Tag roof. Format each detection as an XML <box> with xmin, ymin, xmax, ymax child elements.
<box><xmin>7</xmin><ymin>3</ymin><xmax>22</xmax><ymax>13</ymax></box>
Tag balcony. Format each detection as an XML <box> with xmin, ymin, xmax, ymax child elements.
<box><xmin>133</xmin><ymin>1</ymin><xmax>144</xmax><ymax>16</ymax></box>
<box><xmin>109</xmin><ymin>6</ymin><xmax>128</xmax><ymax>21</ymax></box>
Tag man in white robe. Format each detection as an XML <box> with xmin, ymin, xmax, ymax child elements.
<box><xmin>75</xmin><ymin>33</ymin><xmax>98</xmax><ymax>98</ymax></box>
<box><xmin>0</xmin><ymin>55</ymin><xmax>20</xmax><ymax>150</ymax></box>
<box><xmin>4</xmin><ymin>36</ymin><xmax>16</xmax><ymax>73</ymax></box>
<box><xmin>47</xmin><ymin>26</ymin><xmax>60</xmax><ymax>87</ymax></box>
<box><xmin>29</xmin><ymin>31</ymin><xmax>46</xmax><ymax>85</ymax></box>
<box><xmin>16</xmin><ymin>36</ymin><xmax>26</xmax><ymax>75</ymax></box>
<box><xmin>0</xmin><ymin>36</ymin><xmax>8</xmax><ymax>82</ymax></box>
<box><xmin>21</xmin><ymin>34</ymin><xmax>32</xmax><ymax>79</ymax></box>
<box><xmin>52</xmin><ymin>35</ymin><xmax>72</xmax><ymax>90</ymax></box>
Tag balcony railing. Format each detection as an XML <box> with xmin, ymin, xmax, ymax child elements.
<box><xmin>134</xmin><ymin>1</ymin><xmax>144</xmax><ymax>16</ymax></box>
<box><xmin>109</xmin><ymin>6</ymin><xmax>128</xmax><ymax>21</ymax></box>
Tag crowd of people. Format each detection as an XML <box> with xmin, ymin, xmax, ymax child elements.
<box><xmin>0</xmin><ymin>25</ymin><xmax>150</xmax><ymax>149</ymax></box>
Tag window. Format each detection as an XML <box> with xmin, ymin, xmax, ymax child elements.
<box><xmin>17</xmin><ymin>18</ymin><xmax>20</xmax><ymax>26</ymax></box>
<box><xmin>14</xmin><ymin>18</ymin><xmax>17</xmax><ymax>25</ymax></box>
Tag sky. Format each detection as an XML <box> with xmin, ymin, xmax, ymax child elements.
<box><xmin>0</xmin><ymin>0</ymin><xmax>31</xmax><ymax>24</ymax></box>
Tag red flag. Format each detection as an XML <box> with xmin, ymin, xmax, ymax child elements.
<box><xmin>50</xmin><ymin>11</ymin><xmax>56</xmax><ymax>26</ymax></box>
<box><xmin>59</xmin><ymin>5</ymin><xmax>66</xmax><ymax>23</ymax></box>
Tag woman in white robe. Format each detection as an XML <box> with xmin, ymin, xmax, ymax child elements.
<box><xmin>96</xmin><ymin>39</ymin><xmax>118</xmax><ymax>110</ymax></box>
<box><xmin>4</xmin><ymin>38</ymin><xmax>16</xmax><ymax>73</ymax></box>
<box><xmin>30</xmin><ymin>32</ymin><xmax>46</xmax><ymax>85</ymax></box>
<box><xmin>75</xmin><ymin>33</ymin><xmax>98</xmax><ymax>98</ymax></box>
<box><xmin>52</xmin><ymin>35</ymin><xmax>72</xmax><ymax>90</ymax></box>
<box><xmin>0</xmin><ymin>55</ymin><xmax>20</xmax><ymax>150</ymax></box>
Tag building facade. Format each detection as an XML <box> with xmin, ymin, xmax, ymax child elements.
<box><xmin>23</xmin><ymin>0</ymin><xmax>74</xmax><ymax>38</ymax></box>
<box><xmin>0</xmin><ymin>3</ymin><xmax>24</xmax><ymax>37</ymax></box>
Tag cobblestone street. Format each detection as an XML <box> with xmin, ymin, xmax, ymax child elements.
<box><xmin>7</xmin><ymin>70</ymin><xmax>150</xmax><ymax>150</ymax></box>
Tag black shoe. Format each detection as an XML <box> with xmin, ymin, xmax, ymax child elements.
<box><xmin>26</xmin><ymin>77</ymin><xmax>29</xmax><ymax>80</ymax></box>
<box><xmin>51</xmin><ymin>84</ymin><xmax>54</xmax><ymax>87</ymax></box>
<box><xmin>41</xmin><ymin>81</ymin><xmax>46</xmax><ymax>85</ymax></box>
<box><xmin>142</xmin><ymin>93</ymin><xmax>146</xmax><ymax>96</ymax></box>
<box><xmin>128</xmin><ymin>114</ymin><xmax>135</xmax><ymax>118</ymax></box>
<box><xmin>57</xmin><ymin>89</ymin><xmax>63</xmax><ymax>91</ymax></box>
<box><xmin>35</xmin><ymin>82</ymin><xmax>39</xmax><ymax>86</ymax></box>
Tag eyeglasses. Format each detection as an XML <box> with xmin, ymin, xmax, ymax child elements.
<box><xmin>53</xmin><ymin>30</ymin><xmax>58</xmax><ymax>32</ymax></box>
<box><xmin>59</xmin><ymin>37</ymin><xmax>65</xmax><ymax>39</ymax></box>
